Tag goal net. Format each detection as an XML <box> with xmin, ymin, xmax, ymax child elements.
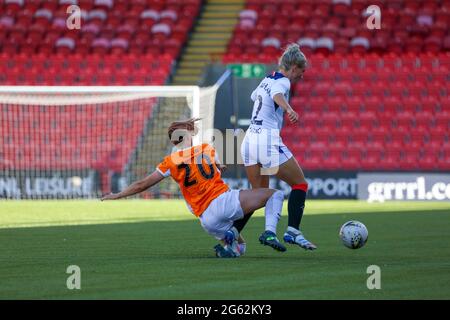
<box><xmin>0</xmin><ymin>85</ymin><xmax>220</xmax><ymax>199</ymax></box>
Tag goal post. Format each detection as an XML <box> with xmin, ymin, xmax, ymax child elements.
<box><xmin>0</xmin><ymin>84</ymin><xmax>222</xmax><ymax>199</ymax></box>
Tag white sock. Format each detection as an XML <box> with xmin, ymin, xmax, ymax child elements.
<box><xmin>265</xmin><ymin>190</ymin><xmax>284</xmax><ymax>234</ymax></box>
<box><xmin>287</xmin><ymin>226</ymin><xmax>300</xmax><ymax>235</ymax></box>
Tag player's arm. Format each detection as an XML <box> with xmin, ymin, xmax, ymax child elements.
<box><xmin>101</xmin><ymin>171</ymin><xmax>165</xmax><ymax>200</ymax></box>
<box><xmin>273</xmin><ymin>93</ymin><xmax>298</xmax><ymax>124</ymax></box>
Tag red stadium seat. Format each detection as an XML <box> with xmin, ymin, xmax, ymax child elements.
<box><xmin>1</xmin><ymin>0</ymin><xmax>449</xmax><ymax>173</ymax></box>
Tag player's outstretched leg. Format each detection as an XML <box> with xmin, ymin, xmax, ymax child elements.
<box><xmin>258</xmin><ymin>190</ymin><xmax>286</xmax><ymax>252</ymax></box>
<box><xmin>238</xmin><ymin>188</ymin><xmax>286</xmax><ymax>252</ymax></box>
<box><xmin>283</xmin><ymin>183</ymin><xmax>317</xmax><ymax>250</ymax></box>
<box><xmin>275</xmin><ymin>158</ymin><xmax>317</xmax><ymax>250</ymax></box>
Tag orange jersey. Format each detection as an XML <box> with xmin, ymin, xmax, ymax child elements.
<box><xmin>156</xmin><ymin>144</ymin><xmax>229</xmax><ymax>217</ymax></box>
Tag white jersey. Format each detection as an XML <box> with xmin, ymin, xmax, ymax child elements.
<box><xmin>241</xmin><ymin>71</ymin><xmax>293</xmax><ymax>169</ymax></box>
<box><xmin>249</xmin><ymin>71</ymin><xmax>291</xmax><ymax>131</ymax></box>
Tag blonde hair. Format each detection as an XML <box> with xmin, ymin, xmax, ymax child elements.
<box><xmin>279</xmin><ymin>43</ymin><xmax>307</xmax><ymax>71</ymax></box>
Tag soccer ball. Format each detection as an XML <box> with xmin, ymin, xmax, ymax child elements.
<box><xmin>339</xmin><ymin>221</ymin><xmax>368</xmax><ymax>249</ymax></box>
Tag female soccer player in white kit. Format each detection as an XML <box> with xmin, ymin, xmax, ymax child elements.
<box><xmin>238</xmin><ymin>43</ymin><xmax>317</xmax><ymax>250</ymax></box>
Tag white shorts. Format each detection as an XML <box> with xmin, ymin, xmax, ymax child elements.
<box><xmin>241</xmin><ymin>128</ymin><xmax>293</xmax><ymax>169</ymax></box>
<box><xmin>199</xmin><ymin>189</ymin><xmax>244</xmax><ymax>240</ymax></box>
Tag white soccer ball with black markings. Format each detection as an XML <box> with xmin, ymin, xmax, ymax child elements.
<box><xmin>339</xmin><ymin>221</ymin><xmax>368</xmax><ymax>249</ymax></box>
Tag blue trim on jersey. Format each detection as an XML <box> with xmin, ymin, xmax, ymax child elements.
<box><xmin>266</xmin><ymin>71</ymin><xmax>285</xmax><ymax>80</ymax></box>
<box><xmin>274</xmin><ymin>101</ymin><xmax>279</xmax><ymax>110</ymax></box>
<box><xmin>279</xmin><ymin>146</ymin><xmax>289</xmax><ymax>161</ymax></box>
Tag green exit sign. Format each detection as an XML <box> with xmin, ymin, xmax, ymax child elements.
<box><xmin>227</xmin><ymin>64</ymin><xmax>266</xmax><ymax>78</ymax></box>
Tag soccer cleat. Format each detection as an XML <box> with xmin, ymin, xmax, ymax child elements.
<box><xmin>237</xmin><ymin>243</ymin><xmax>246</xmax><ymax>256</ymax></box>
<box><xmin>258</xmin><ymin>231</ymin><xmax>286</xmax><ymax>252</ymax></box>
<box><xmin>283</xmin><ymin>231</ymin><xmax>317</xmax><ymax>250</ymax></box>
<box><xmin>214</xmin><ymin>244</ymin><xmax>239</xmax><ymax>258</ymax></box>
<box><xmin>227</xmin><ymin>240</ymin><xmax>242</xmax><ymax>257</ymax></box>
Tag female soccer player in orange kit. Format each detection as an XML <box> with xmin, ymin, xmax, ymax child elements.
<box><xmin>102</xmin><ymin>118</ymin><xmax>286</xmax><ymax>257</ymax></box>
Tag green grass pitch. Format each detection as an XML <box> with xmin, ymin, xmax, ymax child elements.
<box><xmin>0</xmin><ymin>200</ymin><xmax>449</xmax><ymax>299</ymax></box>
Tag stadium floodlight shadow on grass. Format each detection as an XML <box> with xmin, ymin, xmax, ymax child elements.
<box><xmin>1</xmin><ymin>209</ymin><xmax>449</xmax><ymax>300</ymax></box>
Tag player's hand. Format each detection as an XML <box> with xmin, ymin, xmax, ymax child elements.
<box><xmin>218</xmin><ymin>164</ymin><xmax>227</xmax><ymax>173</ymax></box>
<box><xmin>287</xmin><ymin>109</ymin><xmax>299</xmax><ymax>124</ymax></box>
<box><xmin>101</xmin><ymin>193</ymin><xmax>119</xmax><ymax>201</ymax></box>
